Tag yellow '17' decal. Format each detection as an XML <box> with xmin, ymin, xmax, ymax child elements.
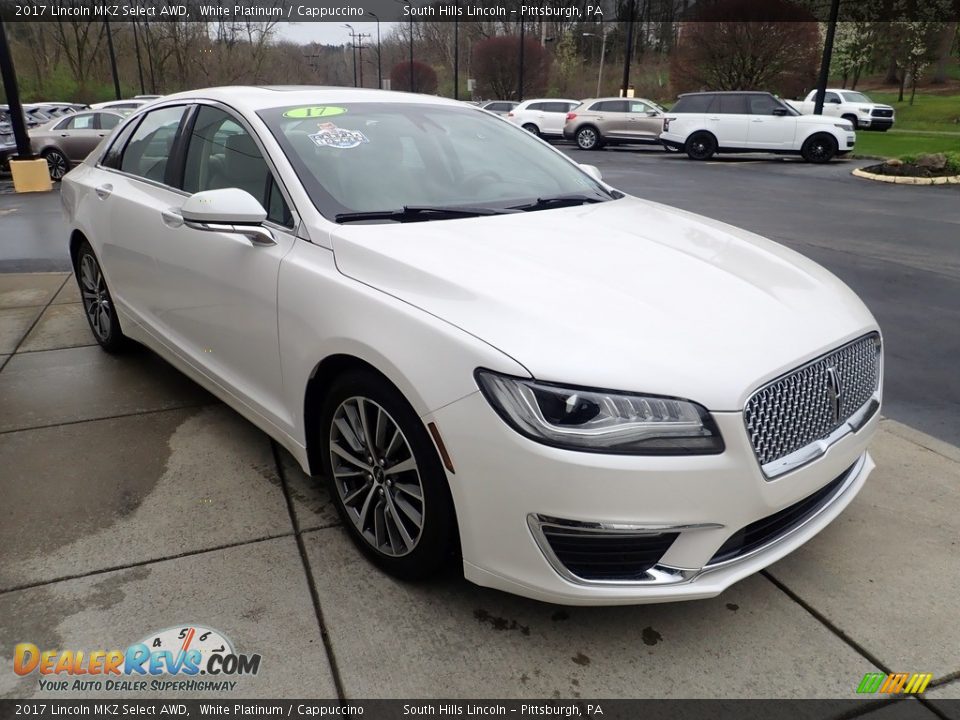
<box><xmin>283</xmin><ymin>106</ymin><xmax>347</xmax><ymax>119</ymax></box>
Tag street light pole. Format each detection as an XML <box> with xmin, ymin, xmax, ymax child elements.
<box><xmin>620</xmin><ymin>0</ymin><xmax>635</xmax><ymax>98</ymax></box>
<box><xmin>104</xmin><ymin>19</ymin><xmax>122</xmax><ymax>100</ymax></box>
<box><xmin>343</xmin><ymin>24</ymin><xmax>357</xmax><ymax>87</ymax></box>
<box><xmin>453</xmin><ymin>11</ymin><xmax>459</xmax><ymax>100</ymax></box>
<box><xmin>583</xmin><ymin>30</ymin><xmax>609</xmax><ymax>97</ymax></box>
<box><xmin>517</xmin><ymin>18</ymin><xmax>525</xmax><ymax>102</ymax></box>
<box><xmin>0</xmin><ymin>19</ymin><xmax>33</xmax><ymax>161</ymax></box>
<box><xmin>368</xmin><ymin>11</ymin><xmax>382</xmax><ymax>89</ymax></box>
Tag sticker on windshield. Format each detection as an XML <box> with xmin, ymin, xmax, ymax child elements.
<box><xmin>283</xmin><ymin>106</ymin><xmax>347</xmax><ymax>119</ymax></box>
<box><xmin>308</xmin><ymin>123</ymin><xmax>369</xmax><ymax>149</ymax></box>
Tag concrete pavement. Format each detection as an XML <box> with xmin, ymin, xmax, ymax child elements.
<box><xmin>0</xmin><ymin>272</ymin><xmax>957</xmax><ymax>710</ymax></box>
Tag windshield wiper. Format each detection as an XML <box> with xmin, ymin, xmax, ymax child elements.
<box><xmin>509</xmin><ymin>193</ymin><xmax>608</xmax><ymax>212</ymax></box>
<box><xmin>335</xmin><ymin>205</ymin><xmax>512</xmax><ymax>224</ymax></box>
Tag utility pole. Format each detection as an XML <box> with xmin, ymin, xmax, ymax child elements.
<box><xmin>104</xmin><ymin>19</ymin><xmax>122</xmax><ymax>100</ymax></box>
<box><xmin>814</xmin><ymin>0</ymin><xmax>841</xmax><ymax>115</ymax></box>
<box><xmin>356</xmin><ymin>32</ymin><xmax>370</xmax><ymax>88</ymax></box>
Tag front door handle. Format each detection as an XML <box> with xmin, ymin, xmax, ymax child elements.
<box><xmin>160</xmin><ymin>208</ymin><xmax>184</xmax><ymax>228</ymax></box>
<box><xmin>94</xmin><ymin>184</ymin><xmax>113</xmax><ymax>200</ymax></box>
<box><xmin>751</xmin><ymin>119</ymin><xmax>764</xmax><ymax>123</ymax></box>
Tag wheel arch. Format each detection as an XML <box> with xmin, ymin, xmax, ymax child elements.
<box><xmin>303</xmin><ymin>352</ymin><xmax>427</xmax><ymax>477</ymax></box>
<box><xmin>69</xmin><ymin>229</ymin><xmax>88</xmax><ymax>269</ymax></box>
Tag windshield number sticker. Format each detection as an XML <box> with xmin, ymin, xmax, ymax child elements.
<box><xmin>309</xmin><ymin>123</ymin><xmax>370</xmax><ymax>150</ymax></box>
<box><xmin>283</xmin><ymin>106</ymin><xmax>347</xmax><ymax>119</ymax></box>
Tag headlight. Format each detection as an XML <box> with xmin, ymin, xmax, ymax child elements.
<box><xmin>834</xmin><ymin>123</ymin><xmax>853</xmax><ymax>130</ymax></box>
<box><xmin>859</xmin><ymin>108</ymin><xmax>871</xmax><ymax>113</ymax></box>
<box><xmin>475</xmin><ymin>370</ymin><xmax>724</xmax><ymax>455</ymax></box>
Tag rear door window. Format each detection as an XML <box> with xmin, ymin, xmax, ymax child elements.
<box><xmin>718</xmin><ymin>95</ymin><xmax>749</xmax><ymax>115</ymax></box>
<box><xmin>671</xmin><ymin>95</ymin><xmax>716</xmax><ymax>113</ymax></box>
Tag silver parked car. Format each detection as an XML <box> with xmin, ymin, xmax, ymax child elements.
<box><xmin>563</xmin><ymin>97</ymin><xmax>667</xmax><ymax>150</ymax></box>
<box><xmin>29</xmin><ymin>110</ymin><xmax>124</xmax><ymax>180</ymax></box>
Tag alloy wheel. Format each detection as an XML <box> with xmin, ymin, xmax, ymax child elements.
<box><xmin>46</xmin><ymin>151</ymin><xmax>68</xmax><ymax>181</ymax></box>
<box><xmin>79</xmin><ymin>253</ymin><xmax>112</xmax><ymax>342</ymax></box>
<box><xmin>329</xmin><ymin>397</ymin><xmax>425</xmax><ymax>557</ymax></box>
<box><xmin>809</xmin><ymin>140</ymin><xmax>829</xmax><ymax>160</ymax></box>
<box><xmin>577</xmin><ymin>128</ymin><xmax>598</xmax><ymax>150</ymax></box>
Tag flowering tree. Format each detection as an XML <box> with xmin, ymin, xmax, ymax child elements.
<box><xmin>831</xmin><ymin>22</ymin><xmax>877</xmax><ymax>89</ymax></box>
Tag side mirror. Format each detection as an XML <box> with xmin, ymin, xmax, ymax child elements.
<box><xmin>772</xmin><ymin>107</ymin><xmax>789</xmax><ymax>116</ymax></box>
<box><xmin>579</xmin><ymin>164</ymin><xmax>602</xmax><ymax>182</ymax></box>
<box><xmin>180</xmin><ymin>188</ymin><xmax>274</xmax><ymax>245</ymax></box>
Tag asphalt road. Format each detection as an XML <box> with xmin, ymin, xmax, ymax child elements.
<box><xmin>562</xmin><ymin>146</ymin><xmax>960</xmax><ymax>446</ymax></box>
<box><xmin>1</xmin><ymin>151</ymin><xmax>958</xmax><ymax>445</ymax></box>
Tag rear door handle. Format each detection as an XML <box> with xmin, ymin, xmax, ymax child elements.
<box><xmin>751</xmin><ymin>119</ymin><xmax>764</xmax><ymax>123</ymax></box>
<box><xmin>94</xmin><ymin>184</ymin><xmax>112</xmax><ymax>200</ymax></box>
<box><xmin>160</xmin><ymin>208</ymin><xmax>183</xmax><ymax>228</ymax></box>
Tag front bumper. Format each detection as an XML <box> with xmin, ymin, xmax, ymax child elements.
<box><xmin>864</xmin><ymin>117</ymin><xmax>894</xmax><ymax>131</ymax></box>
<box><xmin>428</xmin><ymin>391</ymin><xmax>878</xmax><ymax>605</ymax></box>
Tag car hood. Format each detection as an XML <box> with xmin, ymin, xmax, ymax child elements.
<box><xmin>330</xmin><ymin>197</ymin><xmax>878</xmax><ymax>410</ymax></box>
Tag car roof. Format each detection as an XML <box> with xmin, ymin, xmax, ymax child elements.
<box><xmin>579</xmin><ymin>97</ymin><xmax>656</xmax><ymax>104</ymax></box>
<box><xmin>677</xmin><ymin>91</ymin><xmax>772</xmax><ymax>97</ymax></box>
<box><xmin>152</xmin><ymin>86</ymin><xmax>468</xmax><ymax>114</ymax></box>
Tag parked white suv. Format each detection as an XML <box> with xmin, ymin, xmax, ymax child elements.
<box><xmin>507</xmin><ymin>98</ymin><xmax>581</xmax><ymax>139</ymax></box>
<box><xmin>786</xmin><ymin>89</ymin><xmax>895</xmax><ymax>131</ymax></box>
<box><xmin>660</xmin><ymin>91</ymin><xmax>856</xmax><ymax>163</ymax></box>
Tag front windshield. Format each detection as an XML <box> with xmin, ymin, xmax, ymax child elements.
<box><xmin>841</xmin><ymin>91</ymin><xmax>872</xmax><ymax>103</ymax></box>
<box><xmin>257</xmin><ymin>102</ymin><xmax>612</xmax><ymax>221</ymax></box>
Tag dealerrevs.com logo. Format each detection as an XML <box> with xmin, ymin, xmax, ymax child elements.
<box><xmin>14</xmin><ymin>625</ymin><xmax>261</xmax><ymax>693</ymax></box>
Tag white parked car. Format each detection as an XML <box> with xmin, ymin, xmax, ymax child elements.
<box><xmin>61</xmin><ymin>87</ymin><xmax>882</xmax><ymax>605</ymax></box>
<box><xmin>786</xmin><ymin>89</ymin><xmax>895</xmax><ymax>131</ymax></box>
<box><xmin>507</xmin><ymin>98</ymin><xmax>581</xmax><ymax>138</ymax></box>
<box><xmin>89</xmin><ymin>99</ymin><xmax>150</xmax><ymax>115</ymax></box>
<box><xmin>661</xmin><ymin>91</ymin><xmax>856</xmax><ymax>163</ymax></box>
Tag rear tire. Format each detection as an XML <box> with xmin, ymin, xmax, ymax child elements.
<box><xmin>44</xmin><ymin>149</ymin><xmax>69</xmax><ymax>181</ymax></box>
<box><xmin>522</xmin><ymin>123</ymin><xmax>540</xmax><ymax>137</ymax></box>
<box><xmin>801</xmin><ymin>133</ymin><xmax>838</xmax><ymax>163</ymax></box>
<box><xmin>74</xmin><ymin>240</ymin><xmax>129</xmax><ymax>353</ymax></box>
<box><xmin>685</xmin><ymin>132</ymin><xmax>717</xmax><ymax>161</ymax></box>
<box><xmin>575</xmin><ymin>126</ymin><xmax>602</xmax><ymax>150</ymax></box>
<box><xmin>319</xmin><ymin>369</ymin><xmax>458</xmax><ymax>580</ymax></box>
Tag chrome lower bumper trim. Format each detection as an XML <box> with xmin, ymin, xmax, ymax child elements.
<box><xmin>528</xmin><ymin>452</ymin><xmax>866</xmax><ymax>588</ymax></box>
<box><xmin>761</xmin><ymin>396</ymin><xmax>879</xmax><ymax>479</ymax></box>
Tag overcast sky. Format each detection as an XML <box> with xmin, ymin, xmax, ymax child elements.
<box><xmin>276</xmin><ymin>22</ymin><xmax>397</xmax><ymax>47</ymax></box>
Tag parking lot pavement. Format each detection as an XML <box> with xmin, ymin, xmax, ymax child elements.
<box><xmin>1</xmin><ymin>272</ymin><xmax>958</xmax><ymax>703</ymax></box>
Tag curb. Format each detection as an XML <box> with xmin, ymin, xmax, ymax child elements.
<box><xmin>852</xmin><ymin>167</ymin><xmax>960</xmax><ymax>185</ymax></box>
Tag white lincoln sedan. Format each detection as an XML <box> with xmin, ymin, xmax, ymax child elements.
<box><xmin>61</xmin><ymin>87</ymin><xmax>882</xmax><ymax>605</ymax></box>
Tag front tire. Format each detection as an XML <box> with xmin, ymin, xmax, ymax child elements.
<box><xmin>319</xmin><ymin>369</ymin><xmax>457</xmax><ymax>580</ymax></box>
<box><xmin>685</xmin><ymin>131</ymin><xmax>717</xmax><ymax>161</ymax></box>
<box><xmin>842</xmin><ymin>114</ymin><xmax>859</xmax><ymax>130</ymax></box>
<box><xmin>801</xmin><ymin>133</ymin><xmax>838</xmax><ymax>163</ymax></box>
<box><xmin>75</xmin><ymin>240</ymin><xmax>129</xmax><ymax>353</ymax></box>
<box><xmin>575</xmin><ymin>126</ymin><xmax>602</xmax><ymax>150</ymax></box>
<box><xmin>44</xmin><ymin>149</ymin><xmax>69</xmax><ymax>181</ymax></box>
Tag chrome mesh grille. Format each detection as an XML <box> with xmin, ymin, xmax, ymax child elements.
<box><xmin>744</xmin><ymin>334</ymin><xmax>881</xmax><ymax>467</ymax></box>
